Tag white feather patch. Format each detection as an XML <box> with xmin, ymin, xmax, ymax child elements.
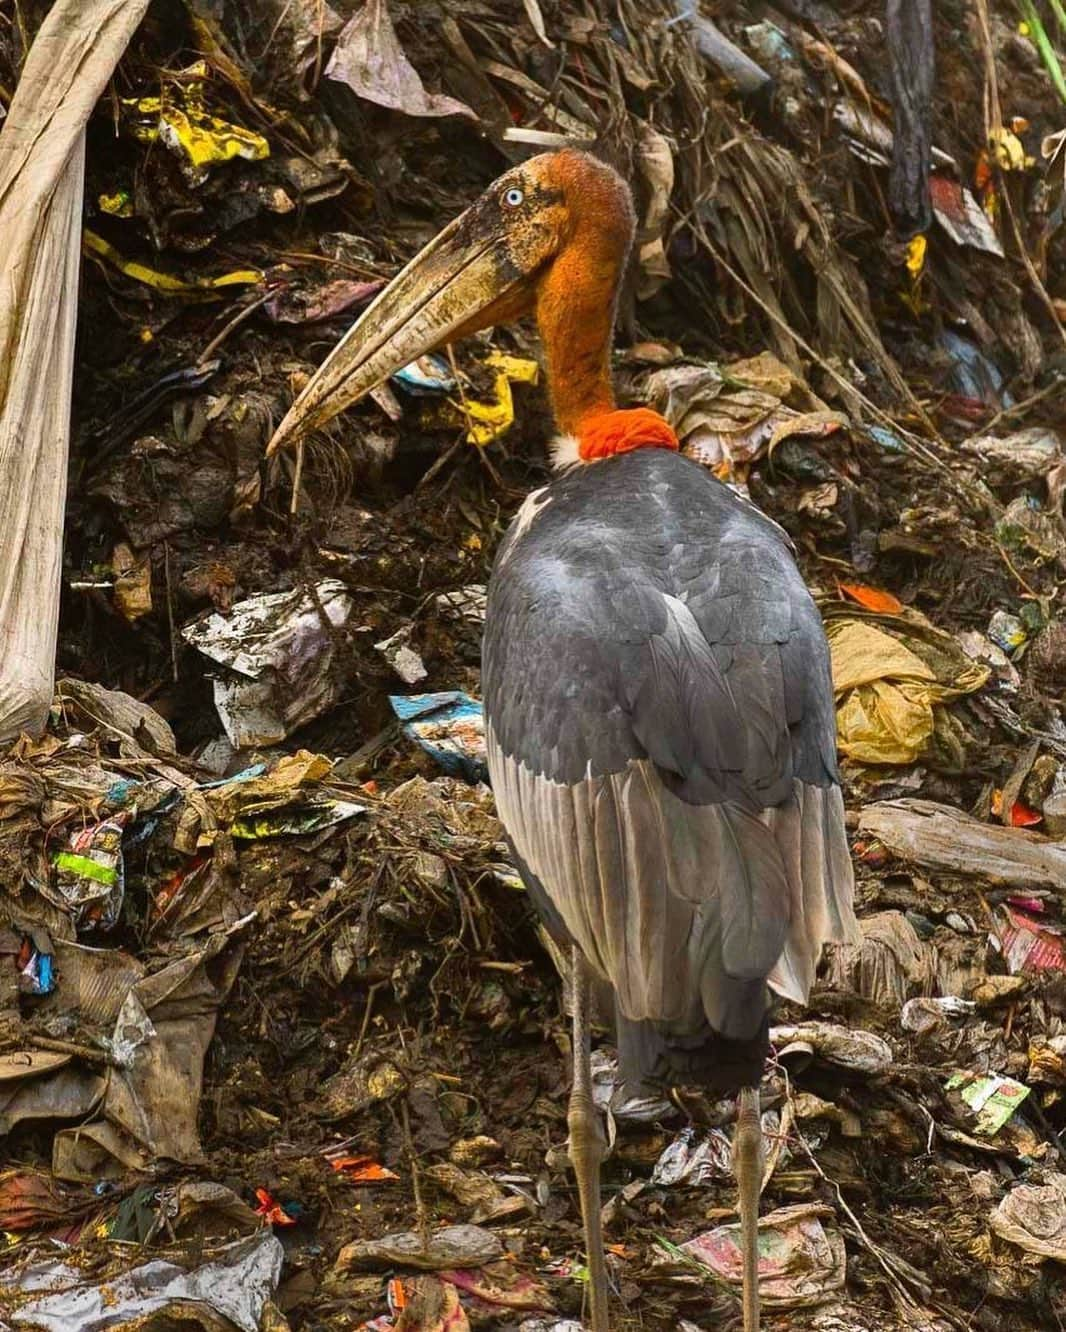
<box><xmin>498</xmin><ymin>486</ymin><xmax>553</xmax><ymax>565</ymax></box>
<box><xmin>549</xmin><ymin>433</ymin><xmax>583</xmax><ymax>470</ymax></box>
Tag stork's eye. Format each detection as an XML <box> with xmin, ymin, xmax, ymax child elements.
<box><xmin>502</xmin><ymin>186</ymin><xmax>525</xmax><ymax>209</ymax></box>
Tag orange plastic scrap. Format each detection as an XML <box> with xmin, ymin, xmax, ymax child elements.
<box><xmin>991</xmin><ymin>790</ymin><xmax>1043</xmax><ymax>827</ymax></box>
<box><xmin>328</xmin><ymin>1152</ymin><xmax>399</xmax><ymax>1183</ymax></box>
<box><xmin>253</xmin><ymin>1188</ymin><xmax>296</xmax><ymax>1225</ymax></box>
<box><xmin>837</xmin><ymin>582</ymin><xmax>904</xmax><ymax>614</ymax></box>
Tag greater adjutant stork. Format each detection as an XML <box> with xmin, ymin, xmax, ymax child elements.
<box><xmin>267</xmin><ymin>150</ymin><xmax>858</xmax><ymax>1332</ymax></box>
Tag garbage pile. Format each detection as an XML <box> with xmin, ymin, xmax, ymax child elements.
<box><xmin>5</xmin><ymin>0</ymin><xmax>1066</xmax><ymax>1328</ymax></box>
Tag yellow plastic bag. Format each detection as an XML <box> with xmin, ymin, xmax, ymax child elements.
<box><xmin>825</xmin><ymin>611</ymin><xmax>989</xmax><ymax>766</ymax></box>
<box><xmin>122</xmin><ymin>61</ymin><xmax>269</xmax><ymax>185</ymax></box>
<box><xmin>434</xmin><ymin>353</ymin><xmax>540</xmax><ymax>446</ymax></box>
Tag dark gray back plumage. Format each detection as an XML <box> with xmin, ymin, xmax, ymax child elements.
<box><xmin>485</xmin><ymin>450</ymin><xmax>837</xmax><ymax>799</ymax></box>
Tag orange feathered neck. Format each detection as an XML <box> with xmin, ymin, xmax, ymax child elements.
<box><xmin>575</xmin><ymin>407</ymin><xmax>679</xmax><ymax>462</ymax></box>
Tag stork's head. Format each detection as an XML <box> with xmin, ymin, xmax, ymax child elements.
<box><xmin>266</xmin><ymin>151</ymin><xmax>677</xmax><ymax>462</ymax></box>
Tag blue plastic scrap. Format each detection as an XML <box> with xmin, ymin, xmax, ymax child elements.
<box><xmin>18</xmin><ymin>943</ymin><xmax>55</xmax><ymax>995</ymax></box>
<box><xmin>391</xmin><ymin>354</ymin><xmax>457</xmax><ymax>395</ymax></box>
<box><xmin>940</xmin><ymin>330</ymin><xmax>1014</xmax><ymax>409</ymax></box>
<box><xmin>389</xmin><ymin>691</ymin><xmax>488</xmax><ymax>783</ymax></box>
<box><xmin>866</xmin><ymin>424</ymin><xmax>907</xmax><ymax>454</ymax></box>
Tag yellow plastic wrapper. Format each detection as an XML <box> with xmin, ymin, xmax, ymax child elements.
<box><xmin>98</xmin><ymin>189</ymin><xmax>133</xmax><ymax>217</ymax></box>
<box><xmin>988</xmin><ymin>125</ymin><xmax>1034</xmax><ymax>172</ymax></box>
<box><xmin>123</xmin><ymin>61</ymin><xmax>269</xmax><ymax>185</ymax></box>
<box><xmin>825</xmin><ymin>610</ymin><xmax>989</xmax><ymax>766</ymax></box>
<box><xmin>436</xmin><ymin>353</ymin><xmax>540</xmax><ymax>446</ymax></box>
<box><xmin>111</xmin><ymin>542</ymin><xmax>152</xmax><ymax>621</ymax></box>
<box><xmin>83</xmin><ymin>229</ymin><xmax>262</xmax><ymax>293</ymax></box>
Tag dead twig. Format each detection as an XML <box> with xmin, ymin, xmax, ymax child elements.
<box><xmin>980</xmin><ymin>375</ymin><xmax>1065</xmax><ymax>436</ymax></box>
<box><xmin>401</xmin><ymin>1096</ymin><xmax>429</xmax><ymax>1248</ymax></box>
<box><xmin>163</xmin><ymin>542</ymin><xmax>179</xmax><ymax>684</ymax></box>
<box><xmin>23</xmin><ymin>1035</ymin><xmax>116</xmax><ymax>1066</ymax></box>
<box><xmin>353</xmin><ymin>980</ymin><xmax>385</xmax><ymax>1062</ymax></box>
<box><xmin>786</xmin><ymin>1077</ymin><xmax>928</xmax><ymax>1311</ymax></box>
<box><xmin>197</xmin><ymin>288</ymin><xmax>272</xmax><ymax>367</ymax></box>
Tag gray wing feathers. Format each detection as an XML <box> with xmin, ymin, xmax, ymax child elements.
<box><xmin>489</xmin><ymin>729</ymin><xmax>857</xmax><ymax>1041</ymax></box>
<box><xmin>627</xmin><ymin>594</ymin><xmax>743</xmax><ymax>780</ymax></box>
<box><xmin>764</xmin><ymin>781</ymin><xmax>859</xmax><ymax>1004</ymax></box>
<box><xmin>716</xmin><ymin>805</ymin><xmax>789</xmax><ymax>977</ymax></box>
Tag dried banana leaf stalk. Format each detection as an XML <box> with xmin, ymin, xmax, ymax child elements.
<box><xmin>0</xmin><ymin>0</ymin><xmax>150</xmax><ymax>741</ymax></box>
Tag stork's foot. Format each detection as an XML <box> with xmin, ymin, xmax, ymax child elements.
<box><xmin>567</xmin><ymin>947</ymin><xmax>610</xmax><ymax>1332</ymax></box>
<box><xmin>733</xmin><ymin>1084</ymin><xmax>764</xmax><ymax>1332</ymax></box>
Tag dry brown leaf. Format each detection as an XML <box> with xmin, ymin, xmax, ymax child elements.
<box><xmin>636</xmin><ymin>121</ymin><xmax>674</xmax><ymax>298</ymax></box>
<box><xmin>521</xmin><ymin>0</ymin><xmax>554</xmax><ymax>48</ymax></box>
<box><xmin>326</xmin><ymin>0</ymin><xmax>477</xmax><ymax>120</ymax></box>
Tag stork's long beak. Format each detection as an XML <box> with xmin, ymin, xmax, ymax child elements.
<box><xmin>266</xmin><ymin>210</ymin><xmax>533</xmax><ymax>457</ymax></box>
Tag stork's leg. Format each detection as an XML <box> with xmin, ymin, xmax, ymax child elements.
<box><xmin>733</xmin><ymin>1084</ymin><xmax>763</xmax><ymax>1332</ymax></box>
<box><xmin>567</xmin><ymin>945</ymin><xmax>609</xmax><ymax>1332</ymax></box>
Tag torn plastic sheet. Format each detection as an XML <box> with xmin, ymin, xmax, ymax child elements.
<box><xmin>104</xmin><ymin>987</ymin><xmax>157</xmax><ymax>1068</ymax></box>
<box><xmin>590</xmin><ymin>1048</ymin><xmax>673</xmax><ymax>1124</ymax></box>
<box><xmin>335</xmin><ymin>1224</ymin><xmax>503</xmax><ymax>1273</ymax></box>
<box><xmin>264</xmin><ymin>276</ymin><xmax>384</xmax><ymax>324</ymax></box>
<box><xmin>183</xmin><ymin>580</ymin><xmax>354</xmax><ymax>747</ymax></box>
<box><xmin>939</xmin><ymin>330</ymin><xmax>1012</xmax><ymax>408</ymax></box>
<box><xmin>827</xmin><ymin>911</ymin><xmax>937</xmax><ymax>1009</ymax></box>
<box><xmin>0</xmin><ymin>1230</ymin><xmax>283</xmax><ymax>1332</ymax></box>
<box><xmin>435</xmin><ymin>585</ymin><xmax>487</xmax><ymax>625</ymax></box>
<box><xmin>51</xmin><ymin>921</ymin><xmax>248</xmax><ymax>1182</ymax></box>
<box><xmin>770</xmin><ymin>1022</ymin><xmax>893</xmax><ymax>1074</ymax></box>
<box><xmin>651</xmin><ymin>1124</ymin><xmax>732</xmax><ymax>1185</ymax></box>
<box><xmin>642</xmin><ymin>355</ymin><xmax>845</xmax><ymax>484</ymax></box>
<box><xmin>833</xmin><ymin>100</ymin><xmax>955</xmax><ymax>173</ymax></box>
<box><xmin>49</xmin><ymin>815</ymin><xmax>127</xmax><ymax>930</ymax></box>
<box><xmin>928</xmin><ymin>174</ymin><xmax>1004</xmax><ymax>257</ymax></box>
<box><xmin>390</xmin><ymin>692</ymin><xmax>487</xmax><ymax>782</ymax></box>
<box><xmin>826</xmin><ymin>608</ymin><xmax>988</xmax><ymax>766</ymax></box>
<box><xmin>945</xmin><ymin>1071</ymin><xmax>1030</xmax><ymax>1136</ymax></box>
<box><xmin>961</xmin><ymin>425</ymin><xmax>1064</xmax><ymax>476</ymax></box>
<box><xmin>393</xmin><ymin>353</ymin><xmax>456</xmax><ymax>394</ymax></box>
<box><xmin>0</xmin><ymin>1169</ymin><xmax>90</xmax><ymax>1234</ymax></box>
<box><xmin>326</xmin><ymin>0</ymin><xmax>477</xmax><ymax>120</ymax></box>
<box><xmin>990</xmin><ymin>1172</ymin><xmax>1066</xmax><ymax>1262</ymax></box>
<box><xmin>993</xmin><ymin>902</ymin><xmax>1066</xmax><ymax>974</ymax></box>
<box><xmin>121</xmin><ymin>60</ymin><xmax>269</xmax><ymax>186</ymax></box>
<box><xmin>83</xmin><ymin>229</ymin><xmax>262</xmax><ymax>294</ymax></box>
<box><xmin>0</xmin><ymin>1052</ymin><xmax>106</xmax><ymax>1137</ymax></box>
<box><xmin>669</xmin><ymin>1203</ymin><xmax>846</xmax><ymax>1309</ymax></box>
<box><xmin>16</xmin><ymin>940</ymin><xmax>54</xmax><ymax>995</ymax></box>
<box><xmin>375</xmin><ymin>625</ymin><xmax>428</xmax><ymax>685</ymax></box>
<box><xmin>432</xmin><ymin>353</ymin><xmax>540</xmax><ymax>446</ymax></box>
<box><xmin>230</xmin><ymin>797</ymin><xmax>365</xmax><ymax>840</ymax></box>
<box><xmin>901</xmin><ymin>996</ymin><xmax>975</xmax><ymax>1036</ymax></box>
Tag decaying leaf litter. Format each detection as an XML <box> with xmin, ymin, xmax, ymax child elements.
<box><xmin>7</xmin><ymin>0</ymin><xmax>1066</xmax><ymax>1327</ymax></box>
